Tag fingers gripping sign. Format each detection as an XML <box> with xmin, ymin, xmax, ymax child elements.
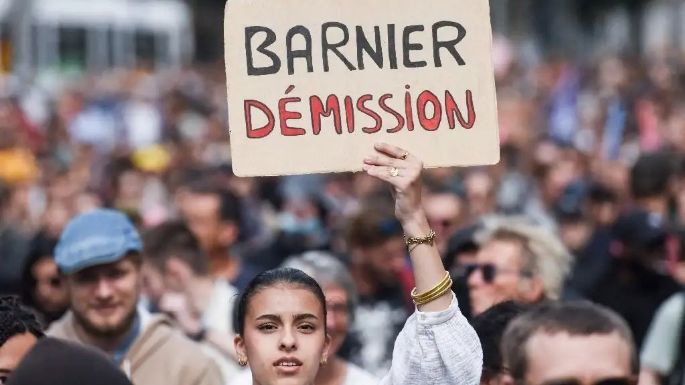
<box><xmin>363</xmin><ymin>143</ymin><xmax>423</xmax><ymax>222</ymax></box>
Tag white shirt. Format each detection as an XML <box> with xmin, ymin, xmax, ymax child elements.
<box><xmin>202</xmin><ymin>279</ymin><xmax>241</xmax><ymax>382</ymax></box>
<box><xmin>204</xmin><ymin>279</ymin><xmax>239</xmax><ymax>334</ymax></box>
<box><xmin>345</xmin><ymin>363</ymin><xmax>379</xmax><ymax>385</ymax></box>
<box><xmin>229</xmin><ymin>362</ymin><xmax>377</xmax><ymax>385</ymax></box>
<box><xmin>641</xmin><ymin>292</ymin><xmax>685</xmax><ymax>382</ymax></box>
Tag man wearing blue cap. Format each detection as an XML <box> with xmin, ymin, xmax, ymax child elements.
<box><xmin>47</xmin><ymin>209</ymin><xmax>223</xmax><ymax>385</ymax></box>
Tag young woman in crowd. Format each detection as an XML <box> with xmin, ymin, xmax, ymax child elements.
<box><xmin>230</xmin><ymin>251</ymin><xmax>378</xmax><ymax>385</ymax></box>
<box><xmin>231</xmin><ymin>143</ymin><xmax>482</xmax><ymax>385</ymax></box>
<box><xmin>20</xmin><ymin>233</ymin><xmax>69</xmax><ymax>326</ymax></box>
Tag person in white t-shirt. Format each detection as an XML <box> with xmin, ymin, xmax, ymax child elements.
<box><xmin>640</xmin><ymin>292</ymin><xmax>685</xmax><ymax>385</ymax></box>
<box><xmin>230</xmin><ymin>251</ymin><xmax>377</xmax><ymax>385</ymax></box>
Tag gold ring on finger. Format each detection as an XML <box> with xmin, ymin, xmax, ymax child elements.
<box><xmin>389</xmin><ymin>167</ymin><xmax>400</xmax><ymax>177</ymax></box>
<box><xmin>400</xmin><ymin>153</ymin><xmax>408</xmax><ymax>160</ymax></box>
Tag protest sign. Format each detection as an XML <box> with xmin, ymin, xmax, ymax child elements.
<box><xmin>224</xmin><ymin>0</ymin><xmax>499</xmax><ymax>176</ymax></box>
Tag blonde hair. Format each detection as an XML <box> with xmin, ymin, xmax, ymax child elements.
<box><xmin>476</xmin><ymin>216</ymin><xmax>573</xmax><ymax>300</ymax></box>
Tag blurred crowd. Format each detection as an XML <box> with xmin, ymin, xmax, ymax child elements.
<box><xmin>2</xmin><ymin>32</ymin><xmax>685</xmax><ymax>385</ymax></box>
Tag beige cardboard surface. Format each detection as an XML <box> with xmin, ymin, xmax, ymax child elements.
<box><xmin>225</xmin><ymin>0</ymin><xmax>499</xmax><ymax>176</ymax></box>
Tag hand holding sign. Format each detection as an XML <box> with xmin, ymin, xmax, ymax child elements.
<box><xmin>363</xmin><ymin>142</ymin><xmax>423</xmax><ymax>223</ymax></box>
<box><xmin>225</xmin><ymin>0</ymin><xmax>499</xmax><ymax>176</ymax></box>
<box><xmin>363</xmin><ymin>142</ymin><xmax>453</xmax><ymax>312</ymax></box>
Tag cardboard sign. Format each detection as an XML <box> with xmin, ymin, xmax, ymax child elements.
<box><xmin>224</xmin><ymin>0</ymin><xmax>499</xmax><ymax>176</ymax></box>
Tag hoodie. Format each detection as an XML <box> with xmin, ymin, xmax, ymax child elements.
<box><xmin>48</xmin><ymin>311</ymin><xmax>224</xmax><ymax>385</ymax></box>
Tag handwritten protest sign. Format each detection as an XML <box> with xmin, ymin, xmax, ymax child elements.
<box><xmin>224</xmin><ymin>0</ymin><xmax>499</xmax><ymax>176</ymax></box>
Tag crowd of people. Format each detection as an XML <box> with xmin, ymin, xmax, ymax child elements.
<box><xmin>1</xmin><ymin>31</ymin><xmax>685</xmax><ymax>385</ymax></box>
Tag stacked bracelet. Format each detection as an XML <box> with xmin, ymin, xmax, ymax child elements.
<box><xmin>410</xmin><ymin>271</ymin><xmax>453</xmax><ymax>306</ymax></box>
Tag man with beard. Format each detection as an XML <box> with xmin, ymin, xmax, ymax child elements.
<box><xmin>346</xmin><ymin>209</ymin><xmax>414</xmax><ymax>376</ymax></box>
<box><xmin>47</xmin><ymin>209</ymin><xmax>222</xmax><ymax>385</ymax></box>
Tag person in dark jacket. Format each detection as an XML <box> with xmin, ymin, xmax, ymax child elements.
<box><xmin>7</xmin><ymin>338</ymin><xmax>133</xmax><ymax>385</ymax></box>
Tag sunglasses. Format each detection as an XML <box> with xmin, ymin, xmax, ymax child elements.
<box><xmin>534</xmin><ymin>377</ymin><xmax>637</xmax><ymax>385</ymax></box>
<box><xmin>462</xmin><ymin>263</ymin><xmax>531</xmax><ymax>284</ymax></box>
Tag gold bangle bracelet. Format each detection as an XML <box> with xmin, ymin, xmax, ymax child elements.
<box><xmin>411</xmin><ymin>271</ymin><xmax>450</xmax><ymax>301</ymax></box>
<box><xmin>413</xmin><ymin>278</ymin><xmax>452</xmax><ymax>304</ymax></box>
<box><xmin>411</xmin><ymin>271</ymin><xmax>451</xmax><ymax>302</ymax></box>
<box><xmin>413</xmin><ymin>279</ymin><xmax>452</xmax><ymax>305</ymax></box>
<box><xmin>411</xmin><ymin>276</ymin><xmax>452</xmax><ymax>303</ymax></box>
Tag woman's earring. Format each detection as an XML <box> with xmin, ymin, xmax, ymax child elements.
<box><xmin>238</xmin><ymin>357</ymin><xmax>248</xmax><ymax>367</ymax></box>
<box><xmin>320</xmin><ymin>357</ymin><xmax>328</xmax><ymax>366</ymax></box>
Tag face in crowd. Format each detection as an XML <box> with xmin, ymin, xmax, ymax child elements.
<box><xmin>467</xmin><ymin>236</ymin><xmax>544</xmax><ymax>316</ymax></box>
<box><xmin>0</xmin><ymin>335</ymin><xmax>36</xmax><ymax>385</ymax></box>
<box><xmin>423</xmin><ymin>191</ymin><xmax>463</xmax><ymax>255</ymax></box>
<box><xmin>66</xmin><ymin>255</ymin><xmax>142</xmax><ymax>338</ymax></box>
<box><xmin>234</xmin><ymin>268</ymin><xmax>331</xmax><ymax>385</ymax></box>
<box><xmin>501</xmin><ymin>302</ymin><xmax>637</xmax><ymax>385</ymax></box>
<box><xmin>178</xmin><ymin>189</ymin><xmax>238</xmax><ymax>258</ymax></box>
<box><xmin>322</xmin><ymin>284</ymin><xmax>349</xmax><ymax>357</ymax></box>
<box><xmin>30</xmin><ymin>257</ymin><xmax>69</xmax><ymax>316</ymax></box>
<box><xmin>347</xmin><ymin>213</ymin><xmax>408</xmax><ymax>287</ymax></box>
<box><xmin>0</xmin><ymin>297</ymin><xmax>43</xmax><ymax>385</ymax></box>
<box><xmin>357</xmin><ymin>235</ymin><xmax>407</xmax><ymax>286</ymax></box>
<box><xmin>522</xmin><ymin>331</ymin><xmax>633</xmax><ymax>385</ymax></box>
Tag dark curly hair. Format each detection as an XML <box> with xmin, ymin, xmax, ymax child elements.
<box><xmin>471</xmin><ymin>301</ymin><xmax>529</xmax><ymax>381</ymax></box>
<box><xmin>0</xmin><ymin>296</ymin><xmax>44</xmax><ymax>346</ymax></box>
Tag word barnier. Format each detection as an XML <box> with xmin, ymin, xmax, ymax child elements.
<box><xmin>245</xmin><ymin>21</ymin><xmax>467</xmax><ymax>76</ymax></box>
<box><xmin>243</xmin><ymin>85</ymin><xmax>476</xmax><ymax>139</ymax></box>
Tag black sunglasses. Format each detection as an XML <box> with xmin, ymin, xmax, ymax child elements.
<box><xmin>462</xmin><ymin>263</ymin><xmax>531</xmax><ymax>284</ymax></box>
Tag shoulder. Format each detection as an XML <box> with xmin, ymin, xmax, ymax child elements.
<box><xmin>654</xmin><ymin>292</ymin><xmax>685</xmax><ymax>322</ymax></box>
<box><xmin>344</xmin><ymin>362</ymin><xmax>379</xmax><ymax>385</ymax></box>
<box><xmin>137</xmin><ymin>315</ymin><xmax>217</xmax><ymax>368</ymax></box>
<box><xmin>135</xmin><ymin>318</ymin><xmax>223</xmax><ymax>384</ymax></box>
<box><xmin>46</xmin><ymin>312</ymin><xmax>75</xmax><ymax>340</ymax></box>
<box><xmin>643</xmin><ymin>292</ymin><xmax>685</xmax><ymax>347</ymax></box>
<box><xmin>227</xmin><ymin>369</ymin><xmax>253</xmax><ymax>385</ymax></box>
<box><xmin>215</xmin><ymin>279</ymin><xmax>239</xmax><ymax>297</ymax></box>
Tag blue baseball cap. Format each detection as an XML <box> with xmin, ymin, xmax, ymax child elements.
<box><xmin>55</xmin><ymin>209</ymin><xmax>143</xmax><ymax>274</ymax></box>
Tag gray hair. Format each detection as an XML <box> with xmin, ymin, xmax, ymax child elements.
<box><xmin>476</xmin><ymin>215</ymin><xmax>573</xmax><ymax>300</ymax></box>
<box><xmin>282</xmin><ymin>251</ymin><xmax>358</xmax><ymax>317</ymax></box>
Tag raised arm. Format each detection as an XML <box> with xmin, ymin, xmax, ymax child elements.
<box><xmin>363</xmin><ymin>143</ymin><xmax>482</xmax><ymax>385</ymax></box>
<box><xmin>363</xmin><ymin>143</ymin><xmax>451</xmax><ymax>312</ymax></box>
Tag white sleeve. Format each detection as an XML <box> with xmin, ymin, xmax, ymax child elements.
<box><xmin>378</xmin><ymin>293</ymin><xmax>482</xmax><ymax>385</ymax></box>
<box><xmin>641</xmin><ymin>293</ymin><xmax>685</xmax><ymax>375</ymax></box>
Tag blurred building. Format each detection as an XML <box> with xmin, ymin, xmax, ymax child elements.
<box><xmin>490</xmin><ymin>0</ymin><xmax>685</xmax><ymax>59</ymax></box>
<box><xmin>0</xmin><ymin>0</ymin><xmax>682</xmax><ymax>77</ymax></box>
<box><xmin>1</xmin><ymin>0</ymin><xmax>193</xmax><ymax>76</ymax></box>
